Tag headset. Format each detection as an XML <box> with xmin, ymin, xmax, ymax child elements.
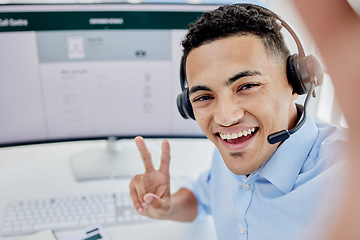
<box><xmin>176</xmin><ymin>4</ymin><xmax>324</xmax><ymax>145</ymax></box>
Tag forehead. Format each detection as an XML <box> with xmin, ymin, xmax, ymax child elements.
<box><xmin>185</xmin><ymin>35</ymin><xmax>281</xmax><ymax>87</ymax></box>
<box><xmin>188</xmin><ymin>35</ymin><xmax>266</xmax><ymax>59</ymax></box>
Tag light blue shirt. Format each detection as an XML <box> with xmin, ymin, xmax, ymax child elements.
<box><xmin>185</xmin><ymin>113</ymin><xmax>348</xmax><ymax>240</ymax></box>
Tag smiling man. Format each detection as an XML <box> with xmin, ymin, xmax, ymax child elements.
<box><xmin>129</xmin><ymin>4</ymin><xmax>348</xmax><ymax>240</ymax></box>
<box><xmin>185</xmin><ymin>34</ymin><xmax>298</xmax><ymax>176</ymax></box>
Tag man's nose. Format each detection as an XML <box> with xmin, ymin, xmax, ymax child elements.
<box><xmin>213</xmin><ymin>96</ymin><xmax>245</xmax><ymax>127</ymax></box>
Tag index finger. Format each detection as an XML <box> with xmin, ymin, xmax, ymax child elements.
<box><xmin>135</xmin><ymin>136</ymin><xmax>155</xmax><ymax>172</ymax></box>
<box><xmin>159</xmin><ymin>139</ymin><xmax>170</xmax><ymax>174</ymax></box>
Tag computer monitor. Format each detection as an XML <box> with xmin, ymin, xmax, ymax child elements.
<box><xmin>0</xmin><ymin>3</ymin><xmax>218</xmax><ymax>179</ymax></box>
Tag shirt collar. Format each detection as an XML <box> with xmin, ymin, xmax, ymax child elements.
<box><xmin>258</xmin><ymin>106</ymin><xmax>319</xmax><ymax>193</ymax></box>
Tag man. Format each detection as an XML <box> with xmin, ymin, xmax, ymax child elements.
<box><xmin>129</xmin><ymin>4</ymin><xmax>348</xmax><ymax>240</ymax></box>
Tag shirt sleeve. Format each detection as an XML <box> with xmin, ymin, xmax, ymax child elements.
<box><xmin>183</xmin><ymin>169</ymin><xmax>212</xmax><ymax>221</ymax></box>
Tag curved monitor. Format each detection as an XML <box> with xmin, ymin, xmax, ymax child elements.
<box><xmin>0</xmin><ymin>3</ymin><xmax>219</xmax><ymax>148</ymax></box>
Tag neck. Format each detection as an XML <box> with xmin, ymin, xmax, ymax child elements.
<box><xmin>288</xmin><ymin>104</ymin><xmax>301</xmax><ymax>130</ymax></box>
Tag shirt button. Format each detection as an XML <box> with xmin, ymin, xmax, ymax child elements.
<box><xmin>242</xmin><ymin>184</ymin><xmax>250</xmax><ymax>190</ymax></box>
<box><xmin>239</xmin><ymin>227</ymin><xmax>246</xmax><ymax>234</ymax></box>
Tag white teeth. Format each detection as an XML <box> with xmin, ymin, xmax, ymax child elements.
<box><xmin>219</xmin><ymin>128</ymin><xmax>256</xmax><ymax>140</ymax></box>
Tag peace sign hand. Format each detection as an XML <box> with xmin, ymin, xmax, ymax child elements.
<box><xmin>129</xmin><ymin>136</ymin><xmax>171</xmax><ymax>219</ymax></box>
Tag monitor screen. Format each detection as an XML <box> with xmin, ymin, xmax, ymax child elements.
<box><xmin>0</xmin><ymin>3</ymin><xmax>218</xmax><ymax>147</ymax></box>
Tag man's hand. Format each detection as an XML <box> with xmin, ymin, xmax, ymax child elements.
<box><xmin>129</xmin><ymin>136</ymin><xmax>171</xmax><ymax>219</ymax></box>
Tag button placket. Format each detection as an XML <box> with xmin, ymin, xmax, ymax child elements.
<box><xmin>237</xmin><ymin>183</ymin><xmax>253</xmax><ymax>240</ymax></box>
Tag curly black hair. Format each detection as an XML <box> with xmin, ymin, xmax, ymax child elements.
<box><xmin>181</xmin><ymin>4</ymin><xmax>290</xmax><ymax>70</ymax></box>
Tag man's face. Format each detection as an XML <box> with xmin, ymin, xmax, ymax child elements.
<box><xmin>186</xmin><ymin>35</ymin><xmax>298</xmax><ymax>175</ymax></box>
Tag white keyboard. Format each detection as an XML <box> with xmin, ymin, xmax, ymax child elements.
<box><xmin>1</xmin><ymin>192</ymin><xmax>151</xmax><ymax>237</ymax></box>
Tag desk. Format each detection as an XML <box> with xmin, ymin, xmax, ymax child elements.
<box><xmin>0</xmin><ymin>138</ymin><xmax>217</xmax><ymax>240</ymax></box>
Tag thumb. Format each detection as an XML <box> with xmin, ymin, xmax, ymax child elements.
<box><xmin>143</xmin><ymin>193</ymin><xmax>162</xmax><ymax>209</ymax></box>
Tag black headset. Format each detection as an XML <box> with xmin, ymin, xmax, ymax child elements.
<box><xmin>176</xmin><ymin>4</ymin><xmax>324</xmax><ymax>144</ymax></box>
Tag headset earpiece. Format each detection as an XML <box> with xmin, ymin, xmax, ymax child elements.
<box><xmin>176</xmin><ymin>88</ymin><xmax>195</xmax><ymax>120</ymax></box>
<box><xmin>305</xmin><ymin>54</ymin><xmax>324</xmax><ymax>87</ymax></box>
<box><xmin>287</xmin><ymin>54</ymin><xmax>309</xmax><ymax>95</ymax></box>
<box><xmin>177</xmin><ymin>57</ymin><xmax>195</xmax><ymax>120</ymax></box>
<box><xmin>287</xmin><ymin>54</ymin><xmax>324</xmax><ymax>95</ymax></box>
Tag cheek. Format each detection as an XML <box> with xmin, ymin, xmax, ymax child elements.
<box><xmin>246</xmin><ymin>91</ymin><xmax>289</xmax><ymax>129</ymax></box>
<box><xmin>193</xmin><ymin>108</ymin><xmax>212</xmax><ymax>132</ymax></box>
<box><xmin>264</xmin><ymin>96</ymin><xmax>294</xmax><ymax>130</ymax></box>
<box><xmin>195</xmin><ymin>115</ymin><xmax>207</xmax><ymax>129</ymax></box>
<box><xmin>193</xmin><ymin>104</ymin><xmax>209</xmax><ymax>119</ymax></box>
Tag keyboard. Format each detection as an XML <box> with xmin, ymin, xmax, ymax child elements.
<box><xmin>1</xmin><ymin>191</ymin><xmax>151</xmax><ymax>237</ymax></box>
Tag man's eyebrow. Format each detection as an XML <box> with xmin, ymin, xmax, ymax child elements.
<box><xmin>188</xmin><ymin>70</ymin><xmax>261</xmax><ymax>95</ymax></box>
<box><xmin>189</xmin><ymin>85</ymin><xmax>211</xmax><ymax>95</ymax></box>
<box><xmin>227</xmin><ymin>70</ymin><xmax>262</xmax><ymax>85</ymax></box>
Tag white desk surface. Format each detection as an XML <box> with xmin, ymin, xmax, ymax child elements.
<box><xmin>0</xmin><ymin>138</ymin><xmax>217</xmax><ymax>240</ymax></box>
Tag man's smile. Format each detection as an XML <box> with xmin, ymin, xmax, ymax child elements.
<box><xmin>217</xmin><ymin>127</ymin><xmax>258</xmax><ymax>145</ymax></box>
<box><xmin>219</xmin><ymin>127</ymin><xmax>257</xmax><ymax>140</ymax></box>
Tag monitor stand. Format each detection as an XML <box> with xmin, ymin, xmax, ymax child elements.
<box><xmin>70</xmin><ymin>137</ymin><xmax>146</xmax><ymax>181</ymax></box>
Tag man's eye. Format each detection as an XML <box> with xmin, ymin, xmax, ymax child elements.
<box><xmin>192</xmin><ymin>95</ymin><xmax>213</xmax><ymax>102</ymax></box>
<box><xmin>238</xmin><ymin>83</ymin><xmax>259</xmax><ymax>91</ymax></box>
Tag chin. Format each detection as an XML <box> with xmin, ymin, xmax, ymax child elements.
<box><xmin>221</xmin><ymin>152</ymin><xmax>258</xmax><ymax>175</ymax></box>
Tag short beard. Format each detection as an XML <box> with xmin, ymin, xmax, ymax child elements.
<box><xmin>230</xmin><ymin>151</ymin><xmax>244</xmax><ymax>158</ymax></box>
